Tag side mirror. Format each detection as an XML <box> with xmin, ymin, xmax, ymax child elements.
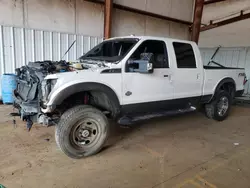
<box><xmin>128</xmin><ymin>53</ymin><xmax>154</xmax><ymax>73</ymax></box>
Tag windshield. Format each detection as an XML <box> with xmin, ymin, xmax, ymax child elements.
<box><xmin>80</xmin><ymin>38</ymin><xmax>139</xmax><ymax>62</ymax></box>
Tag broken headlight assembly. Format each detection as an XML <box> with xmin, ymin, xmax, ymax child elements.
<box><xmin>41</xmin><ymin>78</ymin><xmax>57</xmax><ymax>102</ymax></box>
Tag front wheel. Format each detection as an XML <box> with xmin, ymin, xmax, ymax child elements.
<box><xmin>55</xmin><ymin>105</ymin><xmax>110</xmax><ymax>159</ymax></box>
<box><xmin>205</xmin><ymin>90</ymin><xmax>231</xmax><ymax>121</ymax></box>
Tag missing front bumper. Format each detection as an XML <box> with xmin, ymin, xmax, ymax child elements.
<box><xmin>13</xmin><ymin>91</ymin><xmax>55</xmax><ymax>126</ymax></box>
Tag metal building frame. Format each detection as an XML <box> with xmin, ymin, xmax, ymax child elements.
<box><xmin>100</xmin><ymin>0</ymin><xmax>250</xmax><ymax>44</ymax></box>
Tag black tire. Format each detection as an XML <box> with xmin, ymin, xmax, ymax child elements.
<box><xmin>55</xmin><ymin>105</ymin><xmax>109</xmax><ymax>159</ymax></box>
<box><xmin>205</xmin><ymin>90</ymin><xmax>231</xmax><ymax>121</ymax></box>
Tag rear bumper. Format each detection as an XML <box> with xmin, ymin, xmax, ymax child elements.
<box><xmin>235</xmin><ymin>90</ymin><xmax>244</xmax><ymax>97</ymax></box>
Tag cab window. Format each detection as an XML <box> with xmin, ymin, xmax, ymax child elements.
<box><xmin>128</xmin><ymin>40</ymin><xmax>168</xmax><ymax>69</ymax></box>
<box><xmin>173</xmin><ymin>42</ymin><xmax>196</xmax><ymax>68</ymax></box>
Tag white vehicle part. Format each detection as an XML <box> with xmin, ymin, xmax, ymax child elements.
<box><xmin>203</xmin><ymin>69</ymin><xmax>245</xmax><ymax>96</ymax></box>
<box><xmin>45</xmin><ymin>69</ymin><xmax>122</xmax><ymax>106</ymax></box>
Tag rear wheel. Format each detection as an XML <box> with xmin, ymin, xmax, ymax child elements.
<box><xmin>55</xmin><ymin>105</ymin><xmax>109</xmax><ymax>159</ymax></box>
<box><xmin>205</xmin><ymin>90</ymin><xmax>231</xmax><ymax>121</ymax></box>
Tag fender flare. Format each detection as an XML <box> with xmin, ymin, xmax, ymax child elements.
<box><xmin>52</xmin><ymin>82</ymin><xmax>121</xmax><ymax>117</ymax></box>
<box><xmin>214</xmin><ymin>77</ymin><xmax>236</xmax><ymax>93</ymax></box>
<box><xmin>210</xmin><ymin>77</ymin><xmax>236</xmax><ymax>101</ymax></box>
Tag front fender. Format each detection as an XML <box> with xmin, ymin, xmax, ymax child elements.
<box><xmin>44</xmin><ymin>82</ymin><xmax>121</xmax><ymax>115</ymax></box>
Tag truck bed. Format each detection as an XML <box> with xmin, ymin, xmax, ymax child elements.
<box><xmin>203</xmin><ymin>67</ymin><xmax>245</xmax><ymax>96</ymax></box>
<box><xmin>204</xmin><ymin>66</ymin><xmax>244</xmax><ymax>70</ymax></box>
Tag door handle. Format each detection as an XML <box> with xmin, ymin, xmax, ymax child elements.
<box><xmin>197</xmin><ymin>73</ymin><xmax>200</xmax><ymax>79</ymax></box>
<box><xmin>164</xmin><ymin>74</ymin><xmax>173</xmax><ymax>82</ymax></box>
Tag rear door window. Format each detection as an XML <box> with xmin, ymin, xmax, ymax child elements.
<box><xmin>173</xmin><ymin>42</ymin><xmax>196</xmax><ymax>68</ymax></box>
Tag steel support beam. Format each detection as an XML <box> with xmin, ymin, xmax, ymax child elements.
<box><xmin>204</xmin><ymin>0</ymin><xmax>226</xmax><ymax>5</ymax></box>
<box><xmin>84</xmin><ymin>0</ymin><xmax>192</xmax><ymax>26</ymax></box>
<box><xmin>201</xmin><ymin>12</ymin><xmax>250</xmax><ymax>31</ymax></box>
<box><xmin>191</xmin><ymin>0</ymin><xmax>204</xmax><ymax>43</ymax></box>
<box><xmin>104</xmin><ymin>0</ymin><xmax>113</xmax><ymax>39</ymax></box>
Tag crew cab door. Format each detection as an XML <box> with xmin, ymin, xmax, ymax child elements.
<box><xmin>121</xmin><ymin>39</ymin><xmax>174</xmax><ymax>113</ymax></box>
<box><xmin>170</xmin><ymin>41</ymin><xmax>203</xmax><ymax>101</ymax></box>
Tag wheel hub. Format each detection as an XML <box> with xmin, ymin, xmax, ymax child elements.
<box><xmin>81</xmin><ymin>130</ymin><xmax>90</xmax><ymax>138</ymax></box>
<box><xmin>71</xmin><ymin>119</ymin><xmax>99</xmax><ymax>147</ymax></box>
<box><xmin>217</xmin><ymin>96</ymin><xmax>229</xmax><ymax>116</ymax></box>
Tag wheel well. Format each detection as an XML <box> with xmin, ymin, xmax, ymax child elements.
<box><xmin>51</xmin><ymin>82</ymin><xmax>121</xmax><ymax>118</ymax></box>
<box><xmin>57</xmin><ymin>90</ymin><xmax>119</xmax><ymax>118</ymax></box>
<box><xmin>217</xmin><ymin>81</ymin><xmax>236</xmax><ymax>99</ymax></box>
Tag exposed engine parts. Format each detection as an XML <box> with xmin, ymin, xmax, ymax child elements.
<box><xmin>14</xmin><ymin>60</ymin><xmax>76</xmax><ymax>129</ymax></box>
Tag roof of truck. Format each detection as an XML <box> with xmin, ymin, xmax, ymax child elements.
<box><xmin>105</xmin><ymin>35</ymin><xmax>196</xmax><ymax>45</ymax></box>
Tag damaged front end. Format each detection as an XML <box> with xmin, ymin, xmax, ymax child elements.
<box><xmin>13</xmin><ymin>60</ymin><xmax>70</xmax><ymax>129</ymax></box>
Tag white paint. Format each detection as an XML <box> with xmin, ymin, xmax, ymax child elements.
<box><xmin>0</xmin><ymin>0</ymin><xmax>194</xmax><ymax>99</ymax></box>
<box><xmin>168</xmin><ymin>42</ymin><xmax>204</xmax><ymax>99</ymax></box>
<box><xmin>121</xmin><ymin>39</ymin><xmax>174</xmax><ymax>104</ymax></box>
<box><xmin>47</xmin><ymin>68</ymin><xmax>122</xmax><ymax>106</ymax></box>
<box><xmin>122</xmin><ymin>69</ymin><xmax>174</xmax><ymax>104</ymax></box>
<box><xmin>45</xmin><ymin>36</ymin><xmax>245</xmax><ymax>109</ymax></box>
<box><xmin>204</xmin><ymin>68</ymin><xmax>245</xmax><ymax>95</ymax></box>
<box><xmin>201</xmin><ymin>47</ymin><xmax>250</xmax><ymax>94</ymax></box>
<box><xmin>200</xmin><ymin>0</ymin><xmax>250</xmax><ymax>95</ymax></box>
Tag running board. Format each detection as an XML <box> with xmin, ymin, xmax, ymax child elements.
<box><xmin>118</xmin><ymin>106</ymin><xmax>196</xmax><ymax>125</ymax></box>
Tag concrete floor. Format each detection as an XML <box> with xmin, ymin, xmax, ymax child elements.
<box><xmin>0</xmin><ymin>105</ymin><xmax>250</xmax><ymax>188</ymax></box>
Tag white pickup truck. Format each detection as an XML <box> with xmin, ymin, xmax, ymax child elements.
<box><xmin>14</xmin><ymin>36</ymin><xmax>246</xmax><ymax>158</ymax></box>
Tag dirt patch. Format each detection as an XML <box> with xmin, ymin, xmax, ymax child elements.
<box><xmin>0</xmin><ymin>106</ymin><xmax>250</xmax><ymax>188</ymax></box>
